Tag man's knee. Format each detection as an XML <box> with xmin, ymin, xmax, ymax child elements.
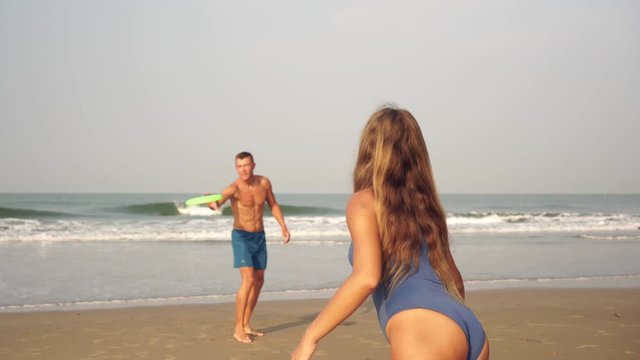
<box><xmin>239</xmin><ymin>269</ymin><xmax>255</xmax><ymax>286</ymax></box>
<box><xmin>254</xmin><ymin>271</ymin><xmax>265</xmax><ymax>287</ymax></box>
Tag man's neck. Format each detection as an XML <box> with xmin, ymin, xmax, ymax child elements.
<box><xmin>240</xmin><ymin>175</ymin><xmax>255</xmax><ymax>187</ymax></box>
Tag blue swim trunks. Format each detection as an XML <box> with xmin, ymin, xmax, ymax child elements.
<box><xmin>231</xmin><ymin>229</ymin><xmax>267</xmax><ymax>269</ymax></box>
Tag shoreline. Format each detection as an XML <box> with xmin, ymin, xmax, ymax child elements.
<box><xmin>3</xmin><ymin>274</ymin><xmax>640</xmax><ymax>314</ymax></box>
<box><xmin>1</xmin><ymin>288</ymin><xmax>639</xmax><ymax>359</ymax></box>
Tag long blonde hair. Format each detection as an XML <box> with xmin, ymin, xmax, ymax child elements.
<box><xmin>353</xmin><ymin>106</ymin><xmax>462</xmax><ymax>301</ymax></box>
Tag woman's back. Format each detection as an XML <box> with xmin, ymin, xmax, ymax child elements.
<box><xmin>349</xmin><ymin>241</ymin><xmax>486</xmax><ymax>360</ymax></box>
<box><xmin>292</xmin><ymin>107</ymin><xmax>489</xmax><ymax>360</ymax></box>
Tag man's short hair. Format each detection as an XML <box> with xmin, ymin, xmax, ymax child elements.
<box><xmin>235</xmin><ymin>151</ymin><xmax>254</xmax><ymax>163</ymax></box>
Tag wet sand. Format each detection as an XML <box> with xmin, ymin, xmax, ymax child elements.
<box><xmin>0</xmin><ymin>288</ymin><xmax>638</xmax><ymax>359</ymax></box>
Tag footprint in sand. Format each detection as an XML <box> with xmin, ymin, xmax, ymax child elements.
<box><xmin>593</xmin><ymin>330</ymin><xmax>615</xmax><ymax>337</ymax></box>
<box><xmin>28</xmin><ymin>346</ymin><xmax>50</xmax><ymax>352</ymax></box>
<box><xmin>165</xmin><ymin>341</ymin><xmax>196</xmax><ymax>349</ymax></box>
<box><xmin>88</xmin><ymin>350</ymin><xmax>107</xmax><ymax>358</ymax></box>
<box><xmin>619</xmin><ymin>323</ymin><xmax>640</xmax><ymax>328</ymax></box>
<box><xmin>521</xmin><ymin>337</ymin><xmax>555</xmax><ymax>344</ymax></box>
<box><xmin>358</xmin><ymin>337</ymin><xmax>383</xmax><ymax>346</ymax></box>
<box><xmin>527</xmin><ymin>321</ymin><xmax>566</xmax><ymax>328</ymax></box>
<box><xmin>101</xmin><ymin>330</ymin><xmax>126</xmax><ymax>336</ymax></box>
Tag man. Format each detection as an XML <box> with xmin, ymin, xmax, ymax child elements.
<box><xmin>209</xmin><ymin>151</ymin><xmax>290</xmax><ymax>343</ymax></box>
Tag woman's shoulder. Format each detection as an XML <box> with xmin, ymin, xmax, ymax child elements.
<box><xmin>347</xmin><ymin>188</ymin><xmax>375</xmax><ymax>214</ymax></box>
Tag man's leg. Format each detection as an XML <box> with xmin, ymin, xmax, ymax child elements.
<box><xmin>234</xmin><ymin>267</ymin><xmax>255</xmax><ymax>343</ymax></box>
<box><xmin>243</xmin><ymin>269</ymin><xmax>265</xmax><ymax>336</ymax></box>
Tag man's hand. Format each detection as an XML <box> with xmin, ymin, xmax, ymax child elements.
<box><xmin>282</xmin><ymin>228</ymin><xmax>291</xmax><ymax>244</ymax></box>
<box><xmin>208</xmin><ymin>200</ymin><xmax>220</xmax><ymax>211</ymax></box>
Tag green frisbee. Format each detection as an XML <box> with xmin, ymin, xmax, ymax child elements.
<box><xmin>185</xmin><ymin>194</ymin><xmax>223</xmax><ymax>206</ymax></box>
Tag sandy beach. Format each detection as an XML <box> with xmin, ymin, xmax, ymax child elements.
<box><xmin>0</xmin><ymin>288</ymin><xmax>638</xmax><ymax>359</ymax></box>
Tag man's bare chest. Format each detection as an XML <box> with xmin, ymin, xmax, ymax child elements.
<box><xmin>234</xmin><ymin>190</ymin><xmax>267</xmax><ymax>208</ymax></box>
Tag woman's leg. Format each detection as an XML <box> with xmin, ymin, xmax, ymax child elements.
<box><xmin>387</xmin><ymin>309</ymin><xmax>468</xmax><ymax>360</ymax></box>
<box><xmin>477</xmin><ymin>337</ymin><xmax>490</xmax><ymax>360</ymax></box>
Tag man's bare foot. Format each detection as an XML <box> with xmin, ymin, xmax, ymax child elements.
<box><xmin>233</xmin><ymin>332</ymin><xmax>252</xmax><ymax>344</ymax></box>
<box><xmin>244</xmin><ymin>327</ymin><xmax>264</xmax><ymax>336</ymax></box>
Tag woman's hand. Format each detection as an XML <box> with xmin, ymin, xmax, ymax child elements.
<box><xmin>291</xmin><ymin>337</ymin><xmax>317</xmax><ymax>360</ymax></box>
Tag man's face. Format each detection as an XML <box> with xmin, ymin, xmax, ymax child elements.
<box><xmin>235</xmin><ymin>157</ymin><xmax>255</xmax><ymax>181</ymax></box>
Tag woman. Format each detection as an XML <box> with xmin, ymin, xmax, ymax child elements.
<box><xmin>292</xmin><ymin>106</ymin><xmax>489</xmax><ymax>359</ymax></box>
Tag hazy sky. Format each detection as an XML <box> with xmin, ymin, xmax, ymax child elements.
<box><xmin>1</xmin><ymin>0</ymin><xmax>638</xmax><ymax>193</ymax></box>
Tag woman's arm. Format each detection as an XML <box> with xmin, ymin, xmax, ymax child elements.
<box><xmin>446</xmin><ymin>250</ymin><xmax>465</xmax><ymax>300</ymax></box>
<box><xmin>291</xmin><ymin>189</ymin><xmax>382</xmax><ymax>359</ymax></box>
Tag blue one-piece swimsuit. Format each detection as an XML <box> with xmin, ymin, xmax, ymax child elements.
<box><xmin>349</xmin><ymin>243</ymin><xmax>485</xmax><ymax>360</ymax></box>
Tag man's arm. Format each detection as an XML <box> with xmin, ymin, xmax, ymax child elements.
<box><xmin>263</xmin><ymin>177</ymin><xmax>290</xmax><ymax>243</ymax></box>
<box><xmin>208</xmin><ymin>183</ymin><xmax>237</xmax><ymax>211</ymax></box>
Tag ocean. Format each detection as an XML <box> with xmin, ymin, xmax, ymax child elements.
<box><xmin>1</xmin><ymin>193</ymin><xmax>639</xmax><ymax>312</ymax></box>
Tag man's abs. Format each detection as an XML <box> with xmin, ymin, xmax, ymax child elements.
<box><xmin>232</xmin><ymin>204</ymin><xmax>265</xmax><ymax>232</ymax></box>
